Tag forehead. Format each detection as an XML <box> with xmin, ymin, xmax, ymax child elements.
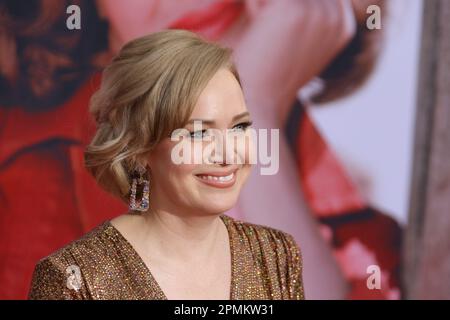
<box><xmin>189</xmin><ymin>68</ymin><xmax>247</xmax><ymax>120</ymax></box>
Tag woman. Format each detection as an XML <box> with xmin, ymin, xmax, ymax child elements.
<box><xmin>28</xmin><ymin>29</ymin><xmax>304</xmax><ymax>300</ymax></box>
<box><xmin>3</xmin><ymin>0</ymin><xmax>397</xmax><ymax>300</ymax></box>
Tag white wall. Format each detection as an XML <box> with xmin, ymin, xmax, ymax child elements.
<box><xmin>306</xmin><ymin>0</ymin><xmax>423</xmax><ymax>225</ymax></box>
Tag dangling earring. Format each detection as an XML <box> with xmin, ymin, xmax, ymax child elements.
<box><xmin>129</xmin><ymin>165</ymin><xmax>150</xmax><ymax>211</ymax></box>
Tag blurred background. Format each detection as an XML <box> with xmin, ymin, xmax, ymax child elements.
<box><xmin>1</xmin><ymin>0</ymin><xmax>449</xmax><ymax>300</ymax></box>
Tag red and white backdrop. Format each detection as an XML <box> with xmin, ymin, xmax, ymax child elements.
<box><xmin>0</xmin><ymin>0</ymin><xmax>422</xmax><ymax>299</ymax></box>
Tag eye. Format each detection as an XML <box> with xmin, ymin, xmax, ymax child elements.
<box><xmin>231</xmin><ymin>121</ymin><xmax>253</xmax><ymax>132</ymax></box>
<box><xmin>189</xmin><ymin>129</ymin><xmax>209</xmax><ymax>139</ymax></box>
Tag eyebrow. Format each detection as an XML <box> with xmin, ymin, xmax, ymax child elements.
<box><xmin>186</xmin><ymin>111</ymin><xmax>251</xmax><ymax>126</ymax></box>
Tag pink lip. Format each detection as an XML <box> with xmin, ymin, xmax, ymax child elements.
<box><xmin>194</xmin><ymin>169</ymin><xmax>238</xmax><ymax>189</ymax></box>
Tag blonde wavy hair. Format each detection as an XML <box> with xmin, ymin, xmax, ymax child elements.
<box><xmin>84</xmin><ymin>29</ymin><xmax>241</xmax><ymax>203</ymax></box>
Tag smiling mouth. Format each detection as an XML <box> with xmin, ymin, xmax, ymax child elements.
<box><xmin>194</xmin><ymin>170</ymin><xmax>237</xmax><ymax>188</ymax></box>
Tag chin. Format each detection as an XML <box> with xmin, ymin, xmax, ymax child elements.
<box><xmin>198</xmin><ymin>195</ymin><xmax>238</xmax><ymax>215</ymax></box>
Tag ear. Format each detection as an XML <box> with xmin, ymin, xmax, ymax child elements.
<box><xmin>137</xmin><ymin>151</ymin><xmax>152</xmax><ymax>169</ymax></box>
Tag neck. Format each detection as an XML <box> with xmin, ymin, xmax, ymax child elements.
<box><xmin>140</xmin><ymin>208</ymin><xmax>226</xmax><ymax>262</ymax></box>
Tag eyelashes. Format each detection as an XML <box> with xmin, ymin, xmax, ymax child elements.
<box><xmin>189</xmin><ymin>121</ymin><xmax>253</xmax><ymax>139</ymax></box>
<box><xmin>231</xmin><ymin>121</ymin><xmax>253</xmax><ymax>132</ymax></box>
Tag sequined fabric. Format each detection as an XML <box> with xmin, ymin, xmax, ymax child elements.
<box><xmin>28</xmin><ymin>214</ymin><xmax>305</xmax><ymax>300</ymax></box>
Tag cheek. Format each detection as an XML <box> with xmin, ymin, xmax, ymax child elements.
<box><xmin>231</xmin><ymin>132</ymin><xmax>257</xmax><ymax>166</ymax></box>
<box><xmin>150</xmin><ymin>141</ymin><xmax>197</xmax><ymax>189</ymax></box>
<box><xmin>238</xmin><ymin>163</ymin><xmax>252</xmax><ymax>185</ymax></box>
<box><xmin>171</xmin><ymin>164</ymin><xmax>197</xmax><ymax>182</ymax></box>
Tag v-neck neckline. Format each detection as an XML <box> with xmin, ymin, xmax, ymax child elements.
<box><xmin>103</xmin><ymin>214</ymin><xmax>236</xmax><ymax>300</ymax></box>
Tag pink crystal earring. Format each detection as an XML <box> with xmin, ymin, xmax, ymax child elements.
<box><xmin>129</xmin><ymin>165</ymin><xmax>150</xmax><ymax>211</ymax></box>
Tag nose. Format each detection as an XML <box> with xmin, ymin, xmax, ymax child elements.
<box><xmin>207</xmin><ymin>130</ymin><xmax>232</xmax><ymax>165</ymax></box>
<box><xmin>208</xmin><ymin>137</ymin><xmax>226</xmax><ymax>165</ymax></box>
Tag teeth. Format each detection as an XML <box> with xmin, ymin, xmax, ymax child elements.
<box><xmin>198</xmin><ymin>173</ymin><xmax>234</xmax><ymax>182</ymax></box>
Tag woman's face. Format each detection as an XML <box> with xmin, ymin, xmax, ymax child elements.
<box><xmin>147</xmin><ymin>68</ymin><xmax>254</xmax><ymax>216</ymax></box>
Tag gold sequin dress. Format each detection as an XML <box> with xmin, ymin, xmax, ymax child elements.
<box><xmin>28</xmin><ymin>214</ymin><xmax>305</xmax><ymax>300</ymax></box>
